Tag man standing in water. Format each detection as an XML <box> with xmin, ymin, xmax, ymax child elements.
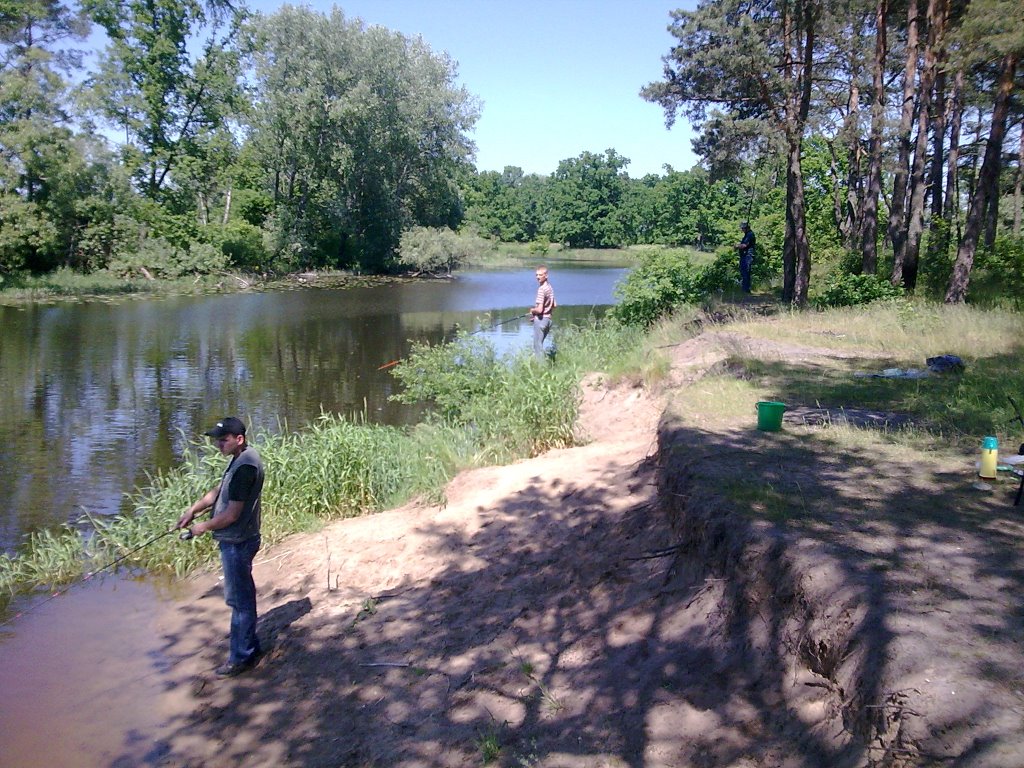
<box><xmin>530</xmin><ymin>266</ymin><xmax>556</xmax><ymax>360</ymax></box>
<box><xmin>178</xmin><ymin>416</ymin><xmax>265</xmax><ymax>677</ymax></box>
<box><xmin>737</xmin><ymin>221</ymin><xmax>756</xmax><ymax>294</ymax></box>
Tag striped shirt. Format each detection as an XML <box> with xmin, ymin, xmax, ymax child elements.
<box><xmin>534</xmin><ymin>281</ymin><xmax>556</xmax><ymax>319</ymax></box>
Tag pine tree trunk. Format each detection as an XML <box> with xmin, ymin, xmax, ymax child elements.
<box><xmin>1014</xmin><ymin>124</ymin><xmax>1023</xmax><ymax>237</ymax></box>
<box><xmin>901</xmin><ymin>0</ymin><xmax>944</xmax><ymax>292</ymax></box>
<box><xmin>790</xmin><ymin>134</ymin><xmax>812</xmax><ymax>306</ymax></box>
<box><xmin>927</xmin><ymin>0</ymin><xmax>949</xmax><ymax>219</ymax></box>
<box><xmin>942</xmin><ymin>70</ymin><xmax>964</xmax><ymax>226</ymax></box>
<box><xmin>843</xmin><ymin>82</ymin><xmax>862</xmax><ymax>252</ymax></box>
<box><xmin>783</xmin><ymin>171</ymin><xmax>797</xmax><ymax>302</ymax></box>
<box><xmin>888</xmin><ymin>0</ymin><xmax>920</xmax><ymax>285</ymax></box>
<box><xmin>861</xmin><ymin>0</ymin><xmax>888</xmax><ymax>275</ymax></box>
<box><xmin>946</xmin><ymin>54</ymin><xmax>1017</xmax><ymax>303</ymax></box>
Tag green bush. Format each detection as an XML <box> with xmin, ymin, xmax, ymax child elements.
<box><xmin>398</xmin><ymin>226</ymin><xmax>486</xmax><ymax>275</ymax></box>
<box><xmin>695</xmin><ymin>249</ymin><xmax>739</xmax><ymax>294</ymax></box>
<box><xmin>206</xmin><ymin>221</ymin><xmax>269</xmax><ymax>272</ymax></box>
<box><xmin>389</xmin><ymin>333</ymin><xmax>578</xmax><ymax>457</ymax></box>
<box><xmin>106</xmin><ymin>236</ymin><xmax>229</xmax><ymax>278</ymax></box>
<box><xmin>528</xmin><ymin>236</ymin><xmax>550</xmax><ymax>255</ymax></box>
<box><xmin>969</xmin><ymin>236</ymin><xmax>1024</xmax><ymax>307</ymax></box>
<box><xmin>918</xmin><ymin>219</ymin><xmax>956</xmax><ymax>299</ymax></box>
<box><xmin>812</xmin><ymin>271</ymin><xmax>904</xmax><ymax>308</ymax></box>
<box><xmin>610</xmin><ymin>248</ymin><xmax>703</xmax><ymax>327</ymax></box>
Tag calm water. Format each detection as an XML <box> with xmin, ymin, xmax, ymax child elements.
<box><xmin>0</xmin><ymin>264</ymin><xmax>627</xmax><ymax>553</ymax></box>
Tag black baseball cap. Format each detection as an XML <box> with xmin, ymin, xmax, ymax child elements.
<box><xmin>204</xmin><ymin>416</ymin><xmax>247</xmax><ymax>438</ymax></box>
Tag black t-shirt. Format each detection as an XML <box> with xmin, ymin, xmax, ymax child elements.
<box><xmin>740</xmin><ymin>229</ymin><xmax>756</xmax><ymax>257</ymax></box>
<box><xmin>227</xmin><ymin>464</ymin><xmax>258</xmax><ymax>501</ymax></box>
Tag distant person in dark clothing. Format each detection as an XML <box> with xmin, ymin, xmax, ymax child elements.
<box><xmin>737</xmin><ymin>222</ymin><xmax>756</xmax><ymax>294</ymax></box>
<box><xmin>177</xmin><ymin>416</ymin><xmax>265</xmax><ymax>678</ymax></box>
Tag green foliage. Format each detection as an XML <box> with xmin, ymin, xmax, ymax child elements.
<box><xmin>610</xmin><ymin>248</ymin><xmax>703</xmax><ymax>326</ymax></box>
<box><xmin>610</xmin><ymin>240</ymin><xmax>783</xmax><ymax>326</ymax></box>
<box><xmin>970</xmin><ymin>236</ymin><xmax>1024</xmax><ymax>307</ymax></box>
<box><xmin>462</xmin><ymin>159</ymin><xmax>772</xmax><ymax>260</ymax></box>
<box><xmin>246</xmin><ymin>6</ymin><xmax>479</xmax><ymax>271</ymax></box>
<box><xmin>918</xmin><ymin>219</ymin><xmax>958</xmax><ymax>300</ymax></box>
<box><xmin>398</xmin><ymin>226</ymin><xmax>483</xmax><ymax>275</ymax></box>
<box><xmin>462</xmin><ymin>167</ymin><xmax>547</xmax><ymax>242</ymax></box>
<box><xmin>695</xmin><ymin>248</ymin><xmax>742</xmax><ymax>294</ymax></box>
<box><xmin>390</xmin><ymin>333</ymin><xmax>580</xmax><ymax>458</ymax></box>
<box><xmin>106</xmin><ymin>235</ymin><xmax>228</xmax><ymax>278</ymax></box>
<box><xmin>81</xmin><ymin>0</ymin><xmax>246</xmax><ymax>200</ymax></box>
<box><xmin>527</xmin><ymin>236</ymin><xmax>550</xmax><ymax>255</ymax></box>
<box><xmin>812</xmin><ymin>272</ymin><xmax>905</xmax><ymax>308</ymax></box>
<box><xmin>0</xmin><ymin>196</ymin><xmax>57</xmax><ymax>273</ymax></box>
<box><xmin>203</xmin><ymin>221</ymin><xmax>269</xmax><ymax>272</ymax></box>
<box><xmin>545</xmin><ymin>149</ymin><xmax>630</xmax><ymax>248</ymax></box>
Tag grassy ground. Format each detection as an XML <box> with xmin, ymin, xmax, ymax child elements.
<box><xmin>690</xmin><ymin>300</ymin><xmax>1024</xmax><ymax>449</ymax></box>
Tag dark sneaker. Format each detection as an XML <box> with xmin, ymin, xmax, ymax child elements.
<box><xmin>215</xmin><ymin>660</ymin><xmax>255</xmax><ymax>678</ymax></box>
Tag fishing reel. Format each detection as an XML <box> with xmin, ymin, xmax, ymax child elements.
<box><xmin>179</xmin><ymin>528</ymin><xmax>195</xmax><ymax>541</ymax></box>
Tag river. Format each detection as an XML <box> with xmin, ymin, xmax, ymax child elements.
<box><xmin>0</xmin><ymin>262</ymin><xmax>627</xmax><ymax>767</ymax></box>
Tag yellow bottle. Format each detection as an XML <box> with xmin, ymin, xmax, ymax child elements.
<box><xmin>979</xmin><ymin>436</ymin><xmax>998</xmax><ymax>479</ymax></box>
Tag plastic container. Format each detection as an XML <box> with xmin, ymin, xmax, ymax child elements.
<box><xmin>756</xmin><ymin>401</ymin><xmax>786</xmax><ymax>432</ymax></box>
<box><xmin>979</xmin><ymin>436</ymin><xmax>998</xmax><ymax>479</ymax></box>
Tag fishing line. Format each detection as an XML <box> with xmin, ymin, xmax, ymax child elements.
<box><xmin>0</xmin><ymin>525</ymin><xmax>185</xmax><ymax>629</ymax></box>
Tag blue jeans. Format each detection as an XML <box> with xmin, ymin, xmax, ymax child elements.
<box><xmin>533</xmin><ymin>316</ymin><xmax>552</xmax><ymax>360</ymax></box>
<box><xmin>219</xmin><ymin>535</ymin><xmax>261</xmax><ymax>665</ymax></box>
<box><xmin>739</xmin><ymin>254</ymin><xmax>753</xmax><ymax>293</ymax></box>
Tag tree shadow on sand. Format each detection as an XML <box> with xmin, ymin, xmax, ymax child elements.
<box><xmin>113</xmin><ymin>350</ymin><xmax>1024</xmax><ymax>767</ymax></box>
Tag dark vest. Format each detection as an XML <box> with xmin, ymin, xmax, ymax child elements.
<box><xmin>212</xmin><ymin>446</ymin><xmax>264</xmax><ymax>543</ymax></box>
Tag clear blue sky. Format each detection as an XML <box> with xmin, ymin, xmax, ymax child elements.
<box><xmin>247</xmin><ymin>0</ymin><xmax>698</xmax><ymax>178</ymax></box>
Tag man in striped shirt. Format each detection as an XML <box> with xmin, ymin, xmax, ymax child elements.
<box><xmin>530</xmin><ymin>266</ymin><xmax>556</xmax><ymax>360</ymax></box>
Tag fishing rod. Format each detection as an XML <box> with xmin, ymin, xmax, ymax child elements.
<box><xmin>376</xmin><ymin>312</ymin><xmax>531</xmax><ymax>370</ymax></box>
<box><xmin>0</xmin><ymin>524</ymin><xmax>187</xmax><ymax>629</ymax></box>
<box><xmin>469</xmin><ymin>312</ymin><xmax>531</xmax><ymax>335</ymax></box>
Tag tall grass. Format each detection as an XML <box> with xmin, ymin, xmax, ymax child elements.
<box><xmin>0</xmin><ymin>321</ymin><xmax>654</xmax><ymax>606</ymax></box>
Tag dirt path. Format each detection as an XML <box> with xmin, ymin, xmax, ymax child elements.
<box><xmin>140</xmin><ymin>331</ymin><xmax>1024</xmax><ymax>768</ymax></box>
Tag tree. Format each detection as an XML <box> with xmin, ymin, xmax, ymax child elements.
<box><xmin>0</xmin><ymin>0</ymin><xmax>90</xmax><ymax>272</ymax></box>
<box><xmin>894</xmin><ymin>0</ymin><xmax>950</xmax><ymax>291</ymax></box>
<box><xmin>945</xmin><ymin>0</ymin><xmax>1024</xmax><ymax>302</ymax></box>
<box><xmin>82</xmin><ymin>0</ymin><xmax>246</xmax><ymax>202</ymax></box>
<box><xmin>246</xmin><ymin>6</ymin><xmax>478</xmax><ymax>271</ymax></box>
<box><xmin>464</xmin><ymin>166</ymin><xmax>545</xmax><ymax>242</ymax></box>
<box><xmin>886</xmin><ymin>0</ymin><xmax>921</xmax><ymax>287</ymax></box>
<box><xmin>643</xmin><ymin>0</ymin><xmax>821</xmax><ymax>306</ymax></box>
<box><xmin>859</xmin><ymin>0</ymin><xmax>888</xmax><ymax>275</ymax></box>
<box><xmin>544</xmin><ymin>149</ymin><xmax>630</xmax><ymax>248</ymax></box>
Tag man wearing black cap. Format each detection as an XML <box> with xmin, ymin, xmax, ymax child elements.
<box><xmin>177</xmin><ymin>416</ymin><xmax>265</xmax><ymax>677</ymax></box>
